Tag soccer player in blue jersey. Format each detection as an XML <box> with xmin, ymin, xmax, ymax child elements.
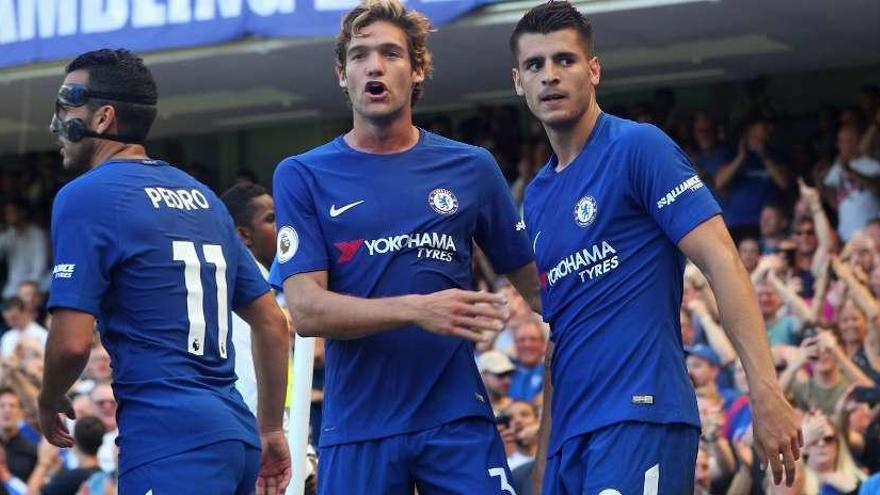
<box><xmin>270</xmin><ymin>0</ymin><xmax>541</xmax><ymax>493</ymax></box>
<box><xmin>509</xmin><ymin>2</ymin><xmax>802</xmax><ymax>492</ymax></box>
<box><xmin>38</xmin><ymin>49</ymin><xmax>291</xmax><ymax>494</ymax></box>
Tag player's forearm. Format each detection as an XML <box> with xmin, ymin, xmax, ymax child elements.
<box><xmin>702</xmin><ymin>247</ymin><xmax>778</xmax><ymax>396</ymax></box>
<box><xmin>251</xmin><ymin>310</ymin><xmax>290</xmax><ymax>432</ymax></box>
<box><xmin>236</xmin><ymin>293</ymin><xmax>291</xmax><ymax>432</ymax></box>
<box><xmin>506</xmin><ymin>262</ymin><xmax>542</xmax><ymax>313</ymax></box>
<box><xmin>39</xmin><ymin>312</ymin><xmax>93</xmax><ymax>405</ymax></box>
<box><xmin>285</xmin><ymin>279</ymin><xmax>420</xmax><ymax>340</ymax></box>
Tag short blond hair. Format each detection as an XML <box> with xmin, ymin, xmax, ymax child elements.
<box><xmin>335</xmin><ymin>0</ymin><xmax>434</xmax><ymax>104</ymax></box>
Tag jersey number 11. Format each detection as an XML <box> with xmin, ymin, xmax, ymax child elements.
<box><xmin>173</xmin><ymin>240</ymin><xmax>229</xmax><ymax>359</ymax></box>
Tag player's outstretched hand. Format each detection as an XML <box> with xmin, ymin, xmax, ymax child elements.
<box><xmin>37</xmin><ymin>395</ymin><xmax>75</xmax><ymax>448</ymax></box>
<box><xmin>257</xmin><ymin>430</ymin><xmax>291</xmax><ymax>495</ymax></box>
<box><xmin>411</xmin><ymin>289</ymin><xmax>508</xmax><ymax>344</ymax></box>
<box><xmin>750</xmin><ymin>385</ymin><xmax>803</xmax><ymax>487</ymax></box>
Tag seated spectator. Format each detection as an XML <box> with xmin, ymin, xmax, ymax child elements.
<box><xmin>824</xmin><ymin>125</ymin><xmax>880</xmax><ymax>241</ymax></box>
<box><xmin>28</xmin><ymin>416</ymin><xmax>104</xmax><ymax>495</ymax></box>
<box><xmin>477</xmin><ymin>350</ymin><xmax>515</xmax><ymax>414</ymax></box>
<box><xmin>0</xmin><ymin>200</ymin><xmax>48</xmax><ymax>299</ymax></box>
<box><xmin>0</xmin><ymin>388</ymin><xmax>36</xmax><ymax>482</ymax></box>
<box><xmin>759</xmin><ymin>202</ymin><xmax>789</xmax><ymax>254</ymax></box>
<box><xmin>0</xmin><ymin>297</ymin><xmax>47</xmax><ymax>359</ymax></box>
<box><xmin>781</xmin><ymin>330</ymin><xmax>874</xmax><ymax>416</ymax></box>
<box><xmin>509</xmin><ymin>319</ymin><xmax>546</xmax><ymax>403</ymax></box>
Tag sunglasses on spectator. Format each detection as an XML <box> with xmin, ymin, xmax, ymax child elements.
<box><xmin>811</xmin><ymin>435</ymin><xmax>836</xmax><ymax>447</ymax></box>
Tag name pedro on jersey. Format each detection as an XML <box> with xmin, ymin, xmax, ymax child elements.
<box><xmin>548</xmin><ymin>240</ymin><xmax>619</xmax><ymax>286</ymax></box>
<box><xmin>144</xmin><ymin>187</ymin><xmax>211</xmax><ymax>210</ymax></box>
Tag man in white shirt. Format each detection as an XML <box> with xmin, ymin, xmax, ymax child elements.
<box><xmin>0</xmin><ymin>297</ymin><xmax>47</xmax><ymax>358</ymax></box>
<box><xmin>221</xmin><ymin>183</ymin><xmax>284</xmax><ymax>415</ymax></box>
<box><xmin>0</xmin><ymin>201</ymin><xmax>48</xmax><ymax>298</ymax></box>
<box><xmin>825</xmin><ymin>125</ymin><xmax>880</xmax><ymax>241</ymax></box>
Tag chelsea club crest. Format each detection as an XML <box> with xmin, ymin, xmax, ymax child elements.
<box><xmin>429</xmin><ymin>188</ymin><xmax>459</xmax><ymax>215</ymax></box>
<box><xmin>573</xmin><ymin>195</ymin><xmax>598</xmax><ymax>227</ymax></box>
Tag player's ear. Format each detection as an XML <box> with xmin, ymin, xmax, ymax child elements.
<box><xmin>412</xmin><ymin>65</ymin><xmax>425</xmax><ymax>85</ymax></box>
<box><xmin>236</xmin><ymin>226</ymin><xmax>253</xmax><ymax>247</ymax></box>
<box><xmin>589</xmin><ymin>56</ymin><xmax>601</xmax><ymax>87</ymax></box>
<box><xmin>93</xmin><ymin>104</ymin><xmax>116</xmax><ymax>135</ymax></box>
<box><xmin>512</xmin><ymin>68</ymin><xmax>524</xmax><ymax>97</ymax></box>
<box><xmin>336</xmin><ymin>62</ymin><xmax>347</xmax><ymax>89</ymax></box>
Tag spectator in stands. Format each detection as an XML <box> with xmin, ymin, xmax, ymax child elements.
<box><xmin>689</xmin><ymin>111</ymin><xmax>729</xmax><ymax>199</ymax></box>
<box><xmin>694</xmin><ymin>444</ymin><xmax>711</xmax><ymax>495</ymax></box>
<box><xmin>759</xmin><ymin>202</ymin><xmax>789</xmax><ymax>254</ymax></box>
<box><xmin>824</xmin><ymin>125</ymin><xmax>880</xmax><ymax>241</ymax></box>
<box><xmin>0</xmin><ymin>200</ymin><xmax>48</xmax><ymax>298</ymax></box>
<box><xmin>0</xmin><ymin>388</ymin><xmax>36</xmax><ymax>482</ymax></box>
<box><xmin>16</xmin><ymin>281</ymin><xmax>45</xmax><ymax>327</ymax></box>
<box><xmin>477</xmin><ymin>350</ymin><xmax>515</xmax><ymax>414</ymax></box>
<box><xmin>801</xmin><ymin>411</ymin><xmax>865</xmax><ymax>494</ymax></box>
<box><xmin>89</xmin><ymin>384</ymin><xmax>117</xmax><ymax>473</ymax></box>
<box><xmin>500</xmin><ymin>400</ymin><xmax>539</xmax><ymax>471</ymax></box>
<box><xmin>83</xmin><ymin>344</ymin><xmax>111</xmax><ymax>387</ymax></box>
<box><xmin>716</xmin><ymin>117</ymin><xmax>789</xmax><ymax>240</ymax></box>
<box><xmin>687</xmin><ymin>344</ymin><xmax>739</xmax><ymax>409</ymax></box>
<box><xmin>0</xmin><ymin>444</ymin><xmax>28</xmax><ymax>494</ymax></box>
<box><xmin>28</xmin><ymin>416</ymin><xmax>104</xmax><ymax>495</ymax></box>
<box><xmin>737</xmin><ymin>237</ymin><xmax>761</xmax><ymax>274</ymax></box>
<box><xmin>509</xmin><ymin>319</ymin><xmax>545</xmax><ymax>403</ymax></box>
<box><xmin>0</xmin><ymin>297</ymin><xmax>47</xmax><ymax>359</ymax></box>
<box><xmin>754</xmin><ymin>280</ymin><xmax>800</xmax><ymax>346</ymax></box>
<box><xmin>781</xmin><ymin>330</ymin><xmax>874</xmax><ymax>416</ymax></box>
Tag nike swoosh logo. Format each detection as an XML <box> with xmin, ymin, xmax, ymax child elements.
<box><xmin>329</xmin><ymin>200</ymin><xmax>365</xmax><ymax>217</ymax></box>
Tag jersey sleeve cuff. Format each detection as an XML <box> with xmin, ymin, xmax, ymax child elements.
<box><xmin>46</xmin><ymin>294</ymin><xmax>102</xmax><ymax>318</ymax></box>
<box><xmin>669</xmin><ymin>205</ymin><xmax>723</xmax><ymax>245</ymax></box>
<box><xmin>268</xmin><ymin>260</ymin><xmax>328</xmax><ymax>292</ymax></box>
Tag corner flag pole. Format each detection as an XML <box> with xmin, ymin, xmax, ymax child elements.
<box><xmin>287</xmin><ymin>333</ymin><xmax>316</xmax><ymax>495</ymax></box>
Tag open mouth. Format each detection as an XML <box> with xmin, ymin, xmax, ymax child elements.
<box><xmin>365</xmin><ymin>81</ymin><xmax>388</xmax><ymax>97</ymax></box>
<box><xmin>540</xmin><ymin>93</ymin><xmax>565</xmax><ymax>102</ymax></box>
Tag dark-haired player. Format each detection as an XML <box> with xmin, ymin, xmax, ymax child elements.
<box><xmin>509</xmin><ymin>2</ymin><xmax>801</xmax><ymax>492</ymax></box>
<box><xmin>39</xmin><ymin>48</ymin><xmax>291</xmax><ymax>494</ymax></box>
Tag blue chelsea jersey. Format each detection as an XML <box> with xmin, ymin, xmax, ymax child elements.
<box><xmin>523</xmin><ymin>114</ymin><xmax>722</xmax><ymax>455</ymax></box>
<box><xmin>271</xmin><ymin>130</ymin><xmax>533</xmax><ymax>447</ymax></box>
<box><xmin>48</xmin><ymin>159</ymin><xmax>268</xmax><ymax>473</ymax></box>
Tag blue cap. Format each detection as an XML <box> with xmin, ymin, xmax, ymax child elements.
<box><xmin>684</xmin><ymin>344</ymin><xmax>721</xmax><ymax>367</ymax></box>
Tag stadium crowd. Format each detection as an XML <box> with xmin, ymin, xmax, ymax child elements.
<box><xmin>1</xmin><ymin>79</ymin><xmax>880</xmax><ymax>494</ymax></box>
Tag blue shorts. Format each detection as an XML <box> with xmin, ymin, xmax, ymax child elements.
<box><xmin>318</xmin><ymin>417</ymin><xmax>515</xmax><ymax>495</ymax></box>
<box><xmin>543</xmin><ymin>422</ymin><xmax>699</xmax><ymax>495</ymax></box>
<box><xmin>118</xmin><ymin>439</ymin><xmax>260</xmax><ymax>495</ymax></box>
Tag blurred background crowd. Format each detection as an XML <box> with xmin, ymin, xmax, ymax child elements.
<box><xmin>2</xmin><ymin>78</ymin><xmax>880</xmax><ymax>494</ymax></box>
